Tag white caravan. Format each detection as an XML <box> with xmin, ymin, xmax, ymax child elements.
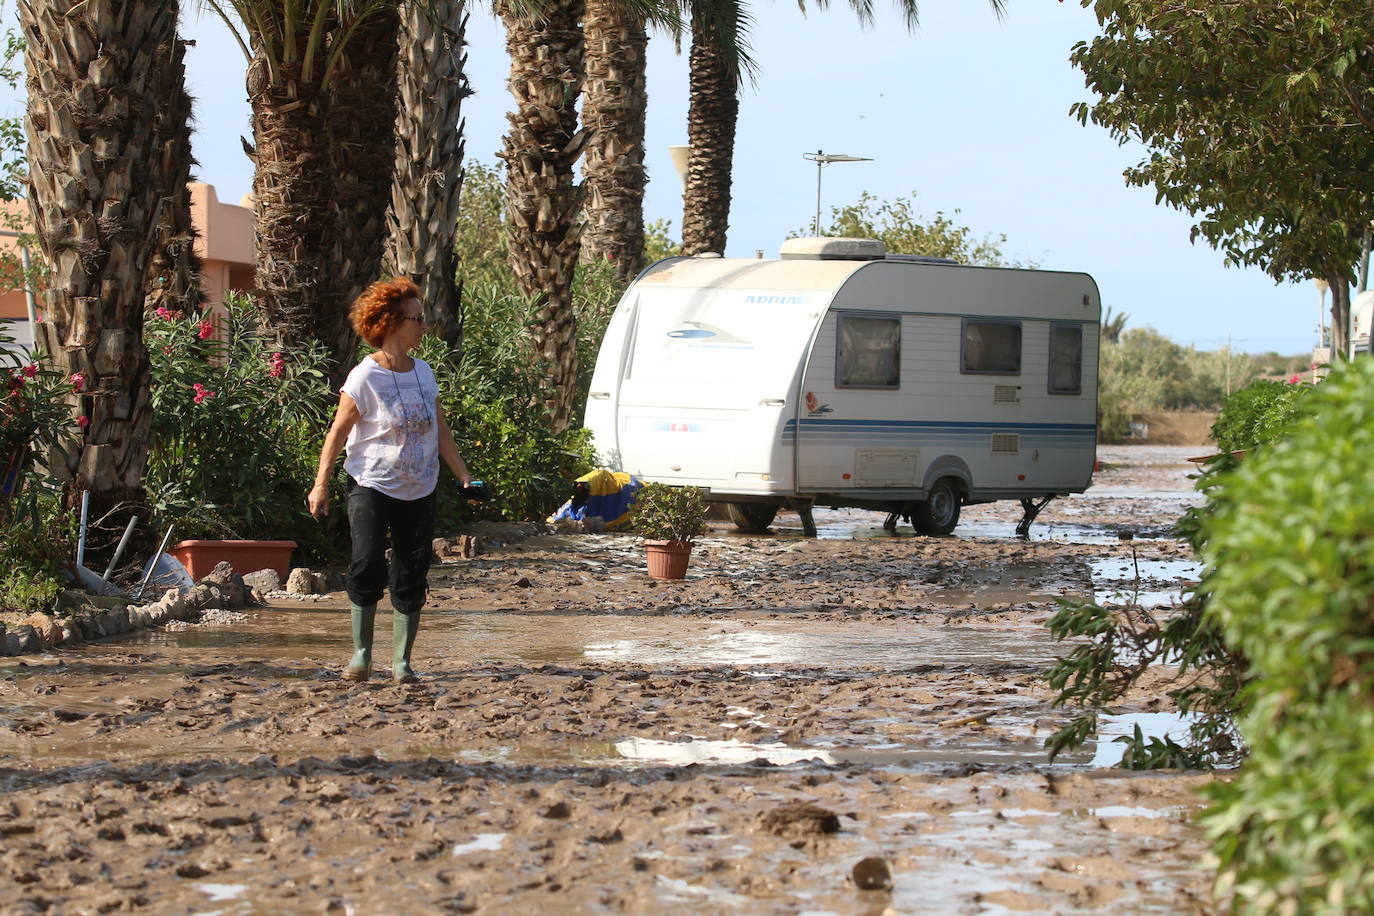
<box><xmin>584</xmin><ymin>238</ymin><xmax>1101</xmax><ymax>536</ymax></box>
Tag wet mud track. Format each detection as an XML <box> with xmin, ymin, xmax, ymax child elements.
<box><xmin>0</xmin><ymin>446</ymin><xmax>1218</xmax><ymax>914</ymax></box>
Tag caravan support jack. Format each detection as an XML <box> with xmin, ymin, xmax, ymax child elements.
<box><xmin>1016</xmin><ymin>496</ymin><xmax>1055</xmax><ymax>539</ymax></box>
<box><xmin>788</xmin><ymin>499</ymin><xmax>818</xmax><ymax>538</ymax></box>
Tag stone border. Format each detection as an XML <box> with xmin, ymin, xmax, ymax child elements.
<box><xmin>0</xmin><ymin>582</ymin><xmax>245</xmax><ymax>657</ymax></box>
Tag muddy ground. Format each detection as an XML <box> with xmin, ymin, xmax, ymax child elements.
<box><xmin>0</xmin><ymin>446</ymin><xmax>1220</xmax><ymax>915</ymax></box>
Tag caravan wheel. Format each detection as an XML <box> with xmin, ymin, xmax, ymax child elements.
<box><xmin>913</xmin><ymin>479</ymin><xmax>962</xmax><ymax>535</ymax></box>
<box><xmin>728</xmin><ymin>502</ymin><xmax>779</xmax><ymax>533</ymax></box>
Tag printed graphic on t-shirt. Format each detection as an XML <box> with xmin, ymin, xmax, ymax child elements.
<box><xmin>362</xmin><ymin>380</ymin><xmax>434</xmax><ymax>483</ymax></box>
<box><xmin>342</xmin><ymin>358</ymin><xmax>441</xmax><ymax>500</ymax></box>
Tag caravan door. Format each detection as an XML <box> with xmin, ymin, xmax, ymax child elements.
<box><xmin>614</xmin><ymin>286</ymin><xmax>826</xmax><ymax>489</ymax></box>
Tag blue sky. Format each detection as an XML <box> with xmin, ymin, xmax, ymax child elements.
<box><xmin>17</xmin><ymin>1</ymin><xmax>1333</xmax><ymax>353</ymax></box>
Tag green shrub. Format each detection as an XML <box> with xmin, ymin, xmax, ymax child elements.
<box><xmin>412</xmin><ymin>282</ymin><xmax>596</xmax><ymax>527</ymax></box>
<box><xmin>1210</xmin><ymin>378</ymin><xmax>1311</xmax><ymax>453</ymax></box>
<box><xmin>1199</xmin><ymin>357</ymin><xmax>1374</xmax><ymax>911</ymax></box>
<box><xmin>629</xmin><ymin>482</ymin><xmax>708</xmax><ymax>543</ymax></box>
<box><xmin>145</xmin><ymin>296</ymin><xmax>334</xmax><ymax>557</ymax></box>
<box><xmin>1</xmin><ymin>326</ymin><xmax>79</xmax><ymax>489</ymax></box>
<box><xmin>1042</xmin><ymin>484</ymin><xmax>1249</xmax><ymax>769</ymax></box>
<box><xmin>0</xmin><ymin>478</ymin><xmax>73</xmax><ymax>616</ymax></box>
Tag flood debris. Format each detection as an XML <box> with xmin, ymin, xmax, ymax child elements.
<box><xmin>760</xmin><ymin>802</ymin><xmax>841</xmax><ymax>837</ymax></box>
<box><xmin>852</xmin><ymin>856</ymin><xmax>894</xmax><ymax>891</ymax></box>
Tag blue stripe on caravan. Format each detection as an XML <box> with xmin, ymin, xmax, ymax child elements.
<box><xmin>780</xmin><ymin>417</ymin><xmax>1097</xmax><ymax>446</ymax></box>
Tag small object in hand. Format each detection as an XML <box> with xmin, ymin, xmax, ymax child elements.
<box><xmin>461</xmin><ymin>479</ymin><xmax>493</xmax><ymax>501</ymax></box>
<box><xmin>852</xmin><ymin>856</ymin><xmax>893</xmax><ymax>891</ymax></box>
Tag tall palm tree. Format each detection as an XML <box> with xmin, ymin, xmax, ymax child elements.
<box><xmin>580</xmin><ymin>0</ymin><xmax>649</xmax><ymax>281</ymax></box>
<box><xmin>500</xmin><ymin>0</ymin><xmax>677</xmax><ymax>431</ymax></box>
<box><xmin>210</xmin><ymin>0</ymin><xmax>401</xmax><ymax>385</ymax></box>
<box><xmin>386</xmin><ymin>0</ymin><xmax>471</xmax><ymax>349</ymax></box>
<box><xmin>497</xmin><ymin>0</ymin><xmax>589</xmax><ymax>433</ymax></box>
<box><xmin>144</xmin><ymin>33</ymin><xmax>204</xmax><ymax>318</ymax></box>
<box><xmin>21</xmin><ymin>0</ymin><xmax>188</xmax><ymax>514</ymax></box>
<box><xmin>680</xmin><ymin>0</ymin><xmax>750</xmax><ymax>255</ymax></box>
<box><xmin>680</xmin><ymin>0</ymin><xmax>1004</xmax><ymax>256</ymax></box>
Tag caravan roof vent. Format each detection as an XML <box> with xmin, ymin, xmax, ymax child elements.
<box><xmin>779</xmin><ymin>237</ymin><xmax>886</xmax><ymax>261</ymax></box>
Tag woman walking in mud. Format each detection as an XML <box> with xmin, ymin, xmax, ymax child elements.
<box><xmin>307</xmin><ymin>277</ymin><xmax>474</xmax><ymax>683</ymax></box>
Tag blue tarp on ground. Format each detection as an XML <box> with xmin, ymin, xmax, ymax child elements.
<box><xmin>548</xmin><ymin>469</ymin><xmax>641</xmax><ymax>530</ymax></box>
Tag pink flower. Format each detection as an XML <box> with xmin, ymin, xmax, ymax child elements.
<box><xmin>76</xmin><ymin>415</ymin><xmax>89</xmax><ymax>428</ymax></box>
<box><xmin>1289</xmin><ymin>375</ymin><xmax>1300</xmax><ymax>384</ymax></box>
<box><xmin>192</xmin><ymin>382</ymin><xmax>215</xmax><ymax>405</ymax></box>
<box><xmin>69</xmin><ymin>372</ymin><xmax>86</xmax><ymax>392</ymax></box>
<box><xmin>21</xmin><ymin>364</ymin><xmax>36</xmax><ymax>378</ymax></box>
<box><xmin>268</xmin><ymin>352</ymin><xmax>285</xmax><ymax>379</ymax></box>
<box><xmin>154</xmin><ymin>306</ymin><xmax>175</xmax><ymax>321</ymax></box>
<box><xmin>197</xmin><ymin>319</ymin><xmax>214</xmax><ymax>340</ymax></box>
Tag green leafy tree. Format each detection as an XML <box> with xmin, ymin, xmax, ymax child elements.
<box><xmin>1100</xmin><ymin>305</ymin><xmax>1127</xmax><ymax>344</ymax></box>
<box><xmin>453</xmin><ymin>161</ymin><xmax>511</xmax><ymax>288</ymax></box>
<box><xmin>0</xmin><ymin>21</ymin><xmax>25</xmax><ymax>203</ymax></box>
<box><xmin>801</xmin><ymin>190</ymin><xmax>1024</xmax><ymax>266</ymax></box>
<box><xmin>1071</xmin><ymin>0</ymin><xmax>1374</xmax><ymax>353</ymax></box>
<box><xmin>1201</xmin><ymin>359</ymin><xmax>1374</xmax><ymax>910</ymax></box>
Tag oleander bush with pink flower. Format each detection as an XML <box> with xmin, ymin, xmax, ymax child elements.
<box><xmin>145</xmin><ymin>295</ymin><xmax>333</xmax><ymax>555</ymax></box>
<box><xmin>1</xmin><ymin>326</ymin><xmax>78</xmax><ymax>492</ymax></box>
<box><xmin>0</xmin><ymin>323</ymin><xmax>80</xmax><ymax>614</ymax></box>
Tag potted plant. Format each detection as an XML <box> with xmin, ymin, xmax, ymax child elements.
<box><xmin>630</xmin><ymin>482</ymin><xmax>708</xmax><ymax>579</ymax></box>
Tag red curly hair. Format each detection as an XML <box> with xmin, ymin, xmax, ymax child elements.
<box><xmin>351</xmin><ymin>277</ymin><xmax>421</xmax><ymax>348</ymax></box>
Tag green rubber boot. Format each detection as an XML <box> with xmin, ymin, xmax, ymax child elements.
<box><xmin>342</xmin><ymin>602</ymin><xmax>376</xmax><ymax>681</ymax></box>
<box><xmin>392</xmin><ymin>610</ymin><xmax>421</xmax><ymax>684</ymax></box>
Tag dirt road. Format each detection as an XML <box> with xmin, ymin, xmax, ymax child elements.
<box><xmin>0</xmin><ymin>446</ymin><xmax>1218</xmax><ymax>914</ymax></box>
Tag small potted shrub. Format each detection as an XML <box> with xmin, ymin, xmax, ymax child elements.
<box><xmin>630</xmin><ymin>482</ymin><xmax>708</xmax><ymax>579</ymax></box>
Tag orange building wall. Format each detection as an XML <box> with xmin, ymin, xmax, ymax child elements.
<box><xmin>0</xmin><ymin>183</ymin><xmax>254</xmax><ymax>326</ymax></box>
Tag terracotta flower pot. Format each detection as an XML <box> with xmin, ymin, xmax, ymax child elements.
<box><xmin>644</xmin><ymin>539</ymin><xmax>693</xmax><ymax>580</ymax></box>
<box><xmin>171</xmin><ymin>539</ymin><xmax>297</xmax><ymax>582</ymax></box>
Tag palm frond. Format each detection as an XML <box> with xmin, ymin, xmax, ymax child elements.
<box><xmin>685</xmin><ymin>0</ymin><xmax>756</xmax><ymax>84</ymax></box>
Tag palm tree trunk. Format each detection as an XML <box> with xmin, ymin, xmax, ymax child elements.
<box><xmin>498</xmin><ymin>0</ymin><xmax>587</xmax><ymax>434</ymax></box>
<box><xmin>22</xmin><ymin>0</ymin><xmax>181</xmax><ymax>512</ymax></box>
<box><xmin>681</xmin><ymin>10</ymin><xmax>738</xmax><ymax>256</ymax></box>
<box><xmin>244</xmin><ymin>11</ymin><xmax>400</xmax><ymax>389</ymax></box>
<box><xmin>144</xmin><ymin>34</ymin><xmax>203</xmax><ymax>318</ymax></box>
<box><xmin>581</xmin><ymin>0</ymin><xmax>647</xmax><ymax>282</ymax></box>
<box><xmin>322</xmin><ymin>7</ymin><xmax>401</xmax><ymax>381</ymax></box>
<box><xmin>387</xmin><ymin>0</ymin><xmax>471</xmax><ymax>350</ymax></box>
<box><xmin>245</xmin><ymin>49</ymin><xmax>332</xmax><ymax>356</ymax></box>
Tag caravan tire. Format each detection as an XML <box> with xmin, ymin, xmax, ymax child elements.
<box><xmin>913</xmin><ymin>479</ymin><xmax>962</xmax><ymax>535</ymax></box>
<box><xmin>728</xmin><ymin>502</ymin><xmax>779</xmax><ymax>533</ymax></box>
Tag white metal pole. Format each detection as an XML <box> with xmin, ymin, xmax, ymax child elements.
<box><xmin>814</xmin><ymin>153</ymin><xmax>823</xmax><ymax>236</ymax></box>
<box><xmin>19</xmin><ymin>246</ymin><xmax>37</xmax><ymax>330</ymax></box>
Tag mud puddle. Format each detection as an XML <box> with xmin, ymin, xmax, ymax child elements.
<box><xmin>66</xmin><ymin>611</ymin><xmax>1074</xmax><ymax>669</ymax></box>
<box><xmin>0</xmin><ymin>445</ymin><xmax>1220</xmax><ymax>915</ymax></box>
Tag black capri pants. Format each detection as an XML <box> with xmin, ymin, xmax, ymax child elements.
<box><xmin>345</xmin><ymin>477</ymin><xmax>436</xmax><ymax>614</ymax></box>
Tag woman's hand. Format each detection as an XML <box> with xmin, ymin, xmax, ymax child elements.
<box><xmin>307</xmin><ymin>483</ymin><xmax>330</xmax><ymax>518</ymax></box>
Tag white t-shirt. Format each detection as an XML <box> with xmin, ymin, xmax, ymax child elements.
<box><xmin>341</xmin><ymin>356</ymin><xmax>440</xmax><ymax>500</ymax></box>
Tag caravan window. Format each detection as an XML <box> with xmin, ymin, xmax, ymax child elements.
<box><xmin>1048</xmin><ymin>323</ymin><xmax>1083</xmax><ymax>394</ymax></box>
<box><xmin>962</xmin><ymin>320</ymin><xmax>1021</xmax><ymax>375</ymax></box>
<box><xmin>836</xmin><ymin>314</ymin><xmax>901</xmax><ymax>389</ymax></box>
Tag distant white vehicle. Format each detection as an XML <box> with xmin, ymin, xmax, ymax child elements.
<box><xmin>1352</xmin><ymin>289</ymin><xmax>1374</xmax><ymax>354</ymax></box>
<box><xmin>584</xmin><ymin>237</ymin><xmax>1101</xmax><ymax>536</ymax></box>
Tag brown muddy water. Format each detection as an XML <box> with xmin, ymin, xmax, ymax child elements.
<box><xmin>0</xmin><ymin>446</ymin><xmax>1221</xmax><ymax>914</ymax></box>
